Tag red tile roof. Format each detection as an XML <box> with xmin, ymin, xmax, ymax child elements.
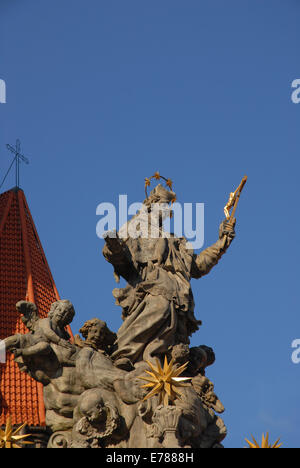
<box><xmin>0</xmin><ymin>188</ymin><xmax>67</xmax><ymax>427</ymax></box>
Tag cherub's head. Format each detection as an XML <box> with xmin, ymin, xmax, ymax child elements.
<box><xmin>79</xmin><ymin>389</ymin><xmax>106</xmax><ymax>424</ymax></box>
<box><xmin>198</xmin><ymin>377</ymin><xmax>224</xmax><ymax>414</ymax></box>
<box><xmin>79</xmin><ymin>318</ymin><xmax>116</xmax><ymax>352</ymax></box>
<box><xmin>49</xmin><ymin>300</ymin><xmax>75</xmax><ymax>327</ymax></box>
<box><xmin>189</xmin><ymin>345</ymin><xmax>215</xmax><ymax>375</ymax></box>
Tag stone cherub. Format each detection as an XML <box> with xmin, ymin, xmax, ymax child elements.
<box><xmin>71</xmin><ymin>388</ymin><xmax>127</xmax><ymax>448</ymax></box>
<box><xmin>4</xmin><ymin>302</ymin><xmax>138</xmax><ymax>441</ymax></box>
<box><xmin>74</xmin><ymin>318</ymin><xmax>116</xmax><ymax>355</ymax></box>
<box><xmin>5</xmin><ymin>300</ymin><xmax>76</xmax><ymax>366</ymax></box>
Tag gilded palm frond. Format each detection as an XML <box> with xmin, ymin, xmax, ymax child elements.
<box><xmin>139</xmin><ymin>356</ymin><xmax>192</xmax><ymax>406</ymax></box>
<box><xmin>245</xmin><ymin>433</ymin><xmax>282</xmax><ymax>449</ymax></box>
<box><xmin>0</xmin><ymin>416</ymin><xmax>33</xmax><ymax>449</ymax></box>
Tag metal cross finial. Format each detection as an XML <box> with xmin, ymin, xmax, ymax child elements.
<box><xmin>5</xmin><ymin>139</ymin><xmax>29</xmax><ymax>188</ymax></box>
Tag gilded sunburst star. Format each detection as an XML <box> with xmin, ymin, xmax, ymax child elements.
<box><xmin>139</xmin><ymin>357</ymin><xmax>192</xmax><ymax>406</ymax></box>
<box><xmin>245</xmin><ymin>433</ymin><xmax>282</xmax><ymax>449</ymax></box>
<box><xmin>0</xmin><ymin>416</ymin><xmax>33</xmax><ymax>449</ymax></box>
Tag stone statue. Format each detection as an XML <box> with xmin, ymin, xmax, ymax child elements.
<box><xmin>3</xmin><ymin>177</ymin><xmax>245</xmax><ymax>448</ymax></box>
<box><xmin>74</xmin><ymin>318</ymin><xmax>116</xmax><ymax>354</ymax></box>
<box><xmin>103</xmin><ymin>184</ymin><xmax>235</xmax><ymax>370</ymax></box>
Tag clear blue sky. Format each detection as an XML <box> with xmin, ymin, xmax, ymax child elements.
<box><xmin>0</xmin><ymin>0</ymin><xmax>299</xmax><ymax>448</ymax></box>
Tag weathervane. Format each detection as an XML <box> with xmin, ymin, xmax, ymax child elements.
<box><xmin>0</xmin><ymin>139</ymin><xmax>29</xmax><ymax>190</ymax></box>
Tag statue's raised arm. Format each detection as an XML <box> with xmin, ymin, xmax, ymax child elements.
<box><xmin>191</xmin><ymin>219</ymin><xmax>236</xmax><ymax>279</ymax></box>
<box><xmin>191</xmin><ymin>176</ymin><xmax>247</xmax><ymax>279</ymax></box>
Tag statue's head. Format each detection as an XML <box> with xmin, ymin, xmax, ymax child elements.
<box><xmin>189</xmin><ymin>345</ymin><xmax>215</xmax><ymax>375</ymax></box>
<box><xmin>79</xmin><ymin>318</ymin><xmax>116</xmax><ymax>352</ymax></box>
<box><xmin>49</xmin><ymin>300</ymin><xmax>75</xmax><ymax>327</ymax></box>
<box><xmin>79</xmin><ymin>389</ymin><xmax>106</xmax><ymax>423</ymax></box>
<box><xmin>200</xmin><ymin>377</ymin><xmax>224</xmax><ymax>414</ymax></box>
<box><xmin>144</xmin><ymin>184</ymin><xmax>176</xmax><ymax>209</ymax></box>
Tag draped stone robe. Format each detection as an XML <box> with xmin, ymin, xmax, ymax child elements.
<box><xmin>103</xmin><ymin>224</ymin><xmax>234</xmax><ymax>366</ymax></box>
